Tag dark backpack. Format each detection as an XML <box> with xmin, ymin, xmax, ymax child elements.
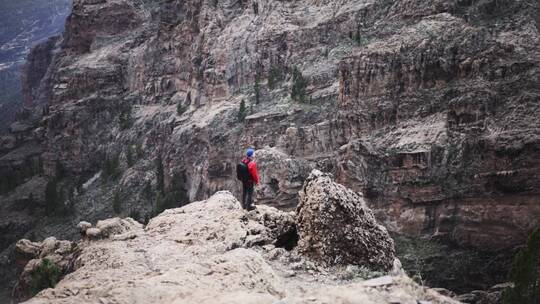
<box><xmin>236</xmin><ymin>160</ymin><xmax>251</xmax><ymax>182</ymax></box>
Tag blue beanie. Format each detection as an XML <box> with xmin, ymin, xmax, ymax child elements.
<box><xmin>246</xmin><ymin>148</ymin><xmax>254</xmax><ymax>157</ymax></box>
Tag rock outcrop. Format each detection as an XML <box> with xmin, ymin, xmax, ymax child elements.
<box><xmin>18</xmin><ymin>191</ymin><xmax>458</xmax><ymax>304</ymax></box>
<box><xmin>14</xmin><ymin>237</ymin><xmax>78</xmax><ymax>300</ymax></box>
<box><xmin>297</xmin><ymin>170</ymin><xmax>395</xmax><ymax>271</ymax></box>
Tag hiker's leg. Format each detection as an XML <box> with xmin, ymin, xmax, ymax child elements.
<box><xmin>241</xmin><ymin>185</ymin><xmax>247</xmax><ymax>209</ymax></box>
<box><xmin>246</xmin><ymin>186</ymin><xmax>254</xmax><ymax>210</ymax></box>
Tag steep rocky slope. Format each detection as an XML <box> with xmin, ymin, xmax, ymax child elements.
<box><xmin>17</xmin><ymin>0</ymin><xmax>538</xmax><ymax>249</ymax></box>
<box><xmin>0</xmin><ymin>0</ymin><xmax>71</xmax><ymax>132</ymax></box>
<box><xmin>14</xmin><ymin>189</ymin><xmax>459</xmax><ymax>304</ymax></box>
<box><xmin>1</xmin><ymin>0</ymin><xmax>539</xmax><ymax>300</ymax></box>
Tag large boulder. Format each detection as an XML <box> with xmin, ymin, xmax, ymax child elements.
<box><xmin>296</xmin><ymin>170</ymin><xmax>395</xmax><ymax>271</ymax></box>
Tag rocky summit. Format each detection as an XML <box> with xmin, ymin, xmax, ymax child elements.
<box><xmin>14</xmin><ymin>190</ymin><xmax>459</xmax><ymax>304</ymax></box>
<box><xmin>0</xmin><ymin>0</ymin><xmax>539</xmax><ymax>302</ymax></box>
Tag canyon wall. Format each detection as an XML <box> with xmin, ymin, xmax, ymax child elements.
<box><xmin>1</xmin><ymin>1</ymin><xmax>539</xmax><ymax>297</ymax></box>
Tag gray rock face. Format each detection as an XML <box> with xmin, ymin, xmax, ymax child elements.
<box><xmin>297</xmin><ymin>170</ymin><xmax>395</xmax><ymax>271</ymax></box>
<box><xmin>17</xmin><ymin>191</ymin><xmax>458</xmax><ymax>304</ymax></box>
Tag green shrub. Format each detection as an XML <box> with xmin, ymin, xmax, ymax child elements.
<box><xmin>254</xmin><ymin>76</ymin><xmax>261</xmax><ymax>104</ymax></box>
<box><xmin>291</xmin><ymin>67</ymin><xmax>309</xmax><ymax>102</ymax></box>
<box><xmin>155</xmin><ymin>192</ymin><xmax>165</xmax><ymax>215</ymax></box>
<box><xmin>238</xmin><ymin>100</ymin><xmax>247</xmax><ymax>122</ymax></box>
<box><xmin>102</xmin><ymin>154</ymin><xmax>121</xmax><ymax>181</ymax></box>
<box><xmin>129</xmin><ymin>210</ymin><xmax>141</xmax><ymax>221</ymax></box>
<box><xmin>30</xmin><ymin>258</ymin><xmax>60</xmax><ymax>295</ymax></box>
<box><xmin>119</xmin><ymin>106</ymin><xmax>133</xmax><ymax>130</ymax></box>
<box><xmin>268</xmin><ymin>65</ymin><xmax>284</xmax><ymax>90</ymax></box>
<box><xmin>156</xmin><ymin>155</ymin><xmax>165</xmax><ymax>194</ymax></box>
<box><xmin>45</xmin><ymin>179</ymin><xmax>58</xmax><ymax>215</ymax></box>
<box><xmin>112</xmin><ymin>190</ymin><xmax>122</xmax><ymax>214</ymax></box>
<box><xmin>253</xmin><ymin>1</ymin><xmax>258</xmax><ymax>14</ymax></box>
<box><xmin>176</xmin><ymin>99</ymin><xmax>187</xmax><ymax>115</ymax></box>
<box><xmin>503</xmin><ymin>227</ymin><xmax>540</xmax><ymax>304</ymax></box>
<box><xmin>126</xmin><ymin>145</ymin><xmax>135</xmax><ymax>168</ymax></box>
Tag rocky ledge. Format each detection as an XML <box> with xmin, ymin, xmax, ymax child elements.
<box><xmin>14</xmin><ymin>172</ymin><xmax>459</xmax><ymax>303</ymax></box>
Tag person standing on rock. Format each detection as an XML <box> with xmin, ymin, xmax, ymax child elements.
<box><xmin>236</xmin><ymin>148</ymin><xmax>260</xmax><ymax>211</ymax></box>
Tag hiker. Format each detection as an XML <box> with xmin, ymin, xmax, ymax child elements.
<box><xmin>236</xmin><ymin>148</ymin><xmax>259</xmax><ymax>211</ymax></box>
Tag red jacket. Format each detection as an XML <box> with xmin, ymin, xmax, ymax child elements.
<box><xmin>242</xmin><ymin>157</ymin><xmax>259</xmax><ymax>185</ymax></box>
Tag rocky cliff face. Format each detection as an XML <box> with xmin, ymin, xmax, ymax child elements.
<box><xmin>20</xmin><ymin>0</ymin><xmax>537</xmax><ymax>249</ymax></box>
<box><xmin>1</xmin><ymin>0</ymin><xmax>539</xmax><ymax>300</ymax></box>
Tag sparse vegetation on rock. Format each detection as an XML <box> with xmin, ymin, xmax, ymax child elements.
<box><xmin>112</xmin><ymin>190</ymin><xmax>122</xmax><ymax>214</ymax></box>
<box><xmin>102</xmin><ymin>154</ymin><xmax>121</xmax><ymax>182</ymax></box>
<box><xmin>119</xmin><ymin>105</ymin><xmax>133</xmax><ymax>130</ymax></box>
<box><xmin>268</xmin><ymin>65</ymin><xmax>284</xmax><ymax>90</ymax></box>
<box><xmin>238</xmin><ymin>99</ymin><xmax>247</xmax><ymax>122</ymax></box>
<box><xmin>291</xmin><ymin>66</ymin><xmax>308</xmax><ymax>102</ymax></box>
<box><xmin>44</xmin><ymin>179</ymin><xmax>58</xmax><ymax>215</ymax></box>
<box><xmin>29</xmin><ymin>258</ymin><xmax>60</xmax><ymax>295</ymax></box>
<box><xmin>503</xmin><ymin>227</ymin><xmax>540</xmax><ymax>304</ymax></box>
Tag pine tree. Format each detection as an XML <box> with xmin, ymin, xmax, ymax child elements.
<box><xmin>254</xmin><ymin>72</ymin><xmax>261</xmax><ymax>104</ymax></box>
<box><xmin>253</xmin><ymin>1</ymin><xmax>258</xmax><ymax>14</ymax></box>
<box><xmin>238</xmin><ymin>100</ymin><xmax>247</xmax><ymax>122</ymax></box>
<box><xmin>268</xmin><ymin>65</ymin><xmax>283</xmax><ymax>90</ymax></box>
<box><xmin>45</xmin><ymin>180</ymin><xmax>58</xmax><ymax>215</ymax></box>
<box><xmin>503</xmin><ymin>227</ymin><xmax>540</xmax><ymax>304</ymax></box>
<box><xmin>155</xmin><ymin>192</ymin><xmax>165</xmax><ymax>214</ymax></box>
<box><xmin>102</xmin><ymin>154</ymin><xmax>121</xmax><ymax>182</ymax></box>
<box><xmin>177</xmin><ymin>99</ymin><xmax>186</xmax><ymax>115</ymax></box>
<box><xmin>112</xmin><ymin>190</ymin><xmax>122</xmax><ymax>214</ymax></box>
<box><xmin>27</xmin><ymin>193</ymin><xmax>36</xmax><ymax>215</ymax></box>
<box><xmin>156</xmin><ymin>155</ymin><xmax>165</xmax><ymax>194</ymax></box>
<box><xmin>126</xmin><ymin>145</ymin><xmax>135</xmax><ymax>168</ymax></box>
<box><xmin>119</xmin><ymin>106</ymin><xmax>133</xmax><ymax>130</ymax></box>
<box><xmin>291</xmin><ymin>66</ymin><xmax>308</xmax><ymax>102</ymax></box>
